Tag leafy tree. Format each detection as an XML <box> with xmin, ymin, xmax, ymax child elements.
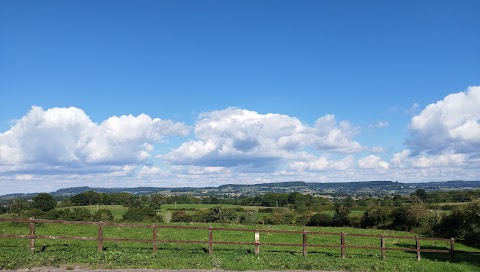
<box><xmin>8</xmin><ymin>198</ymin><xmax>30</xmax><ymax>214</ymax></box>
<box><xmin>31</xmin><ymin>193</ymin><xmax>56</xmax><ymax>212</ymax></box>
<box><xmin>361</xmin><ymin>205</ymin><xmax>393</xmax><ymax>228</ymax></box>
<box><xmin>70</xmin><ymin>191</ymin><xmax>100</xmax><ymax>206</ymax></box>
<box><xmin>333</xmin><ymin>204</ymin><xmax>351</xmax><ymax>226</ymax></box>
<box><xmin>435</xmin><ymin>198</ymin><xmax>480</xmax><ymax>247</ymax></box>
<box><xmin>122</xmin><ymin>208</ymin><xmax>145</xmax><ymax>222</ymax></box>
<box><xmin>392</xmin><ymin>194</ymin><xmax>404</xmax><ymax>207</ymax></box>
<box><xmin>413</xmin><ymin>189</ymin><xmax>428</xmax><ymax>202</ymax></box>
<box><xmin>391</xmin><ymin>203</ymin><xmax>438</xmax><ymax>232</ymax></box>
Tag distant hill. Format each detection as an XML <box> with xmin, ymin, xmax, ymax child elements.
<box><xmin>1</xmin><ymin>180</ymin><xmax>480</xmax><ymax>199</ymax></box>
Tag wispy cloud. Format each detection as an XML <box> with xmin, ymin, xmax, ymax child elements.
<box><xmin>368</xmin><ymin>121</ymin><xmax>390</xmax><ymax>129</ymax></box>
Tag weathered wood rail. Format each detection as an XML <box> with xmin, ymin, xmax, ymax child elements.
<box><xmin>0</xmin><ymin>218</ymin><xmax>471</xmax><ymax>262</ymax></box>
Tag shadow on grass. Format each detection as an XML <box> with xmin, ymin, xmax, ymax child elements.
<box><xmin>395</xmin><ymin>242</ymin><xmax>480</xmax><ymax>267</ymax></box>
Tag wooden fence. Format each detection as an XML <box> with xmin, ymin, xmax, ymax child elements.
<box><xmin>0</xmin><ymin>218</ymin><xmax>469</xmax><ymax>262</ymax></box>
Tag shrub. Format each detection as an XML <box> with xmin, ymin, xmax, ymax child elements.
<box><xmin>204</xmin><ymin>206</ymin><xmax>237</xmax><ymax>223</ymax></box>
<box><xmin>258</xmin><ymin>208</ymin><xmax>274</xmax><ymax>213</ymax></box>
<box><xmin>391</xmin><ymin>203</ymin><xmax>438</xmax><ymax>233</ymax></box>
<box><xmin>64</xmin><ymin>208</ymin><xmax>93</xmax><ymax>221</ymax></box>
<box><xmin>333</xmin><ymin>204</ymin><xmax>351</xmax><ymax>227</ymax></box>
<box><xmin>171</xmin><ymin>210</ymin><xmax>193</xmax><ymax>222</ymax></box>
<box><xmin>435</xmin><ymin>199</ymin><xmax>480</xmax><ymax>247</ymax></box>
<box><xmin>307</xmin><ymin>213</ymin><xmax>333</xmax><ymax>226</ymax></box>
<box><xmin>361</xmin><ymin>206</ymin><xmax>393</xmax><ymax>228</ymax></box>
<box><xmin>123</xmin><ymin>208</ymin><xmax>146</xmax><ymax>222</ymax></box>
<box><xmin>240</xmin><ymin>210</ymin><xmax>258</xmax><ymax>225</ymax></box>
<box><xmin>93</xmin><ymin>209</ymin><xmax>114</xmax><ymax>222</ymax></box>
<box><xmin>23</xmin><ymin>209</ymin><xmax>46</xmax><ymax>219</ymax></box>
<box><xmin>263</xmin><ymin>209</ymin><xmax>296</xmax><ymax>225</ymax></box>
<box><xmin>122</xmin><ymin>207</ymin><xmax>162</xmax><ymax>222</ymax></box>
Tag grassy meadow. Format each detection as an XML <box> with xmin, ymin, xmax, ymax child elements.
<box><xmin>1</xmin><ymin>220</ymin><xmax>479</xmax><ymax>271</ymax></box>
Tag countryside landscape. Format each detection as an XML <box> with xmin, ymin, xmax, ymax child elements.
<box><xmin>1</xmin><ymin>0</ymin><xmax>480</xmax><ymax>271</ymax></box>
<box><xmin>1</xmin><ymin>180</ymin><xmax>480</xmax><ymax>270</ymax></box>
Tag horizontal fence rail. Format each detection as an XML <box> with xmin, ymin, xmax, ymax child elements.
<box><xmin>1</xmin><ymin>218</ymin><xmax>478</xmax><ymax>262</ymax></box>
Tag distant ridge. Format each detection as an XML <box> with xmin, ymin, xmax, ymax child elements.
<box><xmin>1</xmin><ymin>180</ymin><xmax>479</xmax><ymax>199</ymax></box>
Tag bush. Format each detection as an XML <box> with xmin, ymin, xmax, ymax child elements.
<box><xmin>122</xmin><ymin>206</ymin><xmax>163</xmax><ymax>223</ymax></box>
<box><xmin>23</xmin><ymin>209</ymin><xmax>46</xmax><ymax>219</ymax></box>
<box><xmin>171</xmin><ymin>210</ymin><xmax>193</xmax><ymax>222</ymax></box>
<box><xmin>435</xmin><ymin>199</ymin><xmax>480</xmax><ymax>247</ymax></box>
<box><xmin>333</xmin><ymin>204</ymin><xmax>351</xmax><ymax>227</ymax></box>
<box><xmin>391</xmin><ymin>203</ymin><xmax>438</xmax><ymax>233</ymax></box>
<box><xmin>204</xmin><ymin>206</ymin><xmax>237</xmax><ymax>223</ymax></box>
<box><xmin>93</xmin><ymin>209</ymin><xmax>114</xmax><ymax>222</ymax></box>
<box><xmin>361</xmin><ymin>206</ymin><xmax>393</xmax><ymax>228</ymax></box>
<box><xmin>240</xmin><ymin>210</ymin><xmax>258</xmax><ymax>225</ymax></box>
<box><xmin>307</xmin><ymin>213</ymin><xmax>333</xmax><ymax>226</ymax></box>
<box><xmin>263</xmin><ymin>209</ymin><xmax>296</xmax><ymax>225</ymax></box>
<box><xmin>123</xmin><ymin>208</ymin><xmax>145</xmax><ymax>222</ymax></box>
<box><xmin>64</xmin><ymin>208</ymin><xmax>93</xmax><ymax>221</ymax></box>
<box><xmin>258</xmin><ymin>208</ymin><xmax>274</xmax><ymax>213</ymax></box>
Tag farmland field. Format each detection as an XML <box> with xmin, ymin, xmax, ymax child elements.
<box><xmin>0</xmin><ymin>220</ymin><xmax>479</xmax><ymax>271</ymax></box>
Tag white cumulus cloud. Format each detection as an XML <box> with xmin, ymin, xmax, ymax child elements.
<box><xmin>164</xmin><ymin>108</ymin><xmax>363</xmax><ymax>170</ymax></box>
<box><xmin>407</xmin><ymin>86</ymin><xmax>480</xmax><ymax>156</ymax></box>
<box><xmin>0</xmin><ymin>106</ymin><xmax>190</xmax><ymax>171</ymax></box>
<box><xmin>289</xmin><ymin>155</ymin><xmax>355</xmax><ymax>171</ymax></box>
<box><xmin>358</xmin><ymin>155</ymin><xmax>389</xmax><ymax>169</ymax></box>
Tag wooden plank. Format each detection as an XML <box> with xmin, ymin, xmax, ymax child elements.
<box><xmin>29</xmin><ymin>220</ymin><xmax>35</xmax><ymax>253</ymax></box>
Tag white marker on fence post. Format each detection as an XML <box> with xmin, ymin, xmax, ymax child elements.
<box><xmin>254</xmin><ymin>231</ymin><xmax>260</xmax><ymax>254</ymax></box>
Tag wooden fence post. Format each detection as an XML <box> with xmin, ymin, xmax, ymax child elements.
<box><xmin>153</xmin><ymin>224</ymin><xmax>158</xmax><ymax>253</ymax></box>
<box><xmin>380</xmin><ymin>235</ymin><xmax>385</xmax><ymax>260</ymax></box>
<box><xmin>302</xmin><ymin>229</ymin><xmax>307</xmax><ymax>256</ymax></box>
<box><xmin>97</xmin><ymin>222</ymin><xmax>103</xmax><ymax>252</ymax></box>
<box><xmin>208</xmin><ymin>227</ymin><xmax>213</xmax><ymax>254</ymax></box>
<box><xmin>29</xmin><ymin>218</ymin><xmax>35</xmax><ymax>253</ymax></box>
<box><xmin>340</xmin><ymin>232</ymin><xmax>346</xmax><ymax>259</ymax></box>
<box><xmin>450</xmin><ymin>238</ymin><xmax>455</xmax><ymax>262</ymax></box>
<box><xmin>415</xmin><ymin>236</ymin><xmax>421</xmax><ymax>261</ymax></box>
<box><xmin>254</xmin><ymin>231</ymin><xmax>260</xmax><ymax>255</ymax></box>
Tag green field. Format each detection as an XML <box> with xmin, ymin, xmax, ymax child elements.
<box><xmin>0</xmin><ymin>220</ymin><xmax>479</xmax><ymax>271</ymax></box>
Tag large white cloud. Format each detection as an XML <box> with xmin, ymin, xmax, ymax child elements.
<box><xmin>289</xmin><ymin>155</ymin><xmax>355</xmax><ymax>171</ymax></box>
<box><xmin>358</xmin><ymin>155</ymin><xmax>389</xmax><ymax>169</ymax></box>
<box><xmin>164</xmin><ymin>108</ymin><xmax>363</xmax><ymax>169</ymax></box>
<box><xmin>407</xmin><ymin>86</ymin><xmax>480</xmax><ymax>156</ymax></box>
<box><xmin>0</xmin><ymin>106</ymin><xmax>190</xmax><ymax>170</ymax></box>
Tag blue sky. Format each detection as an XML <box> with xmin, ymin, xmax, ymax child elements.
<box><xmin>1</xmin><ymin>1</ymin><xmax>479</xmax><ymax>194</ymax></box>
